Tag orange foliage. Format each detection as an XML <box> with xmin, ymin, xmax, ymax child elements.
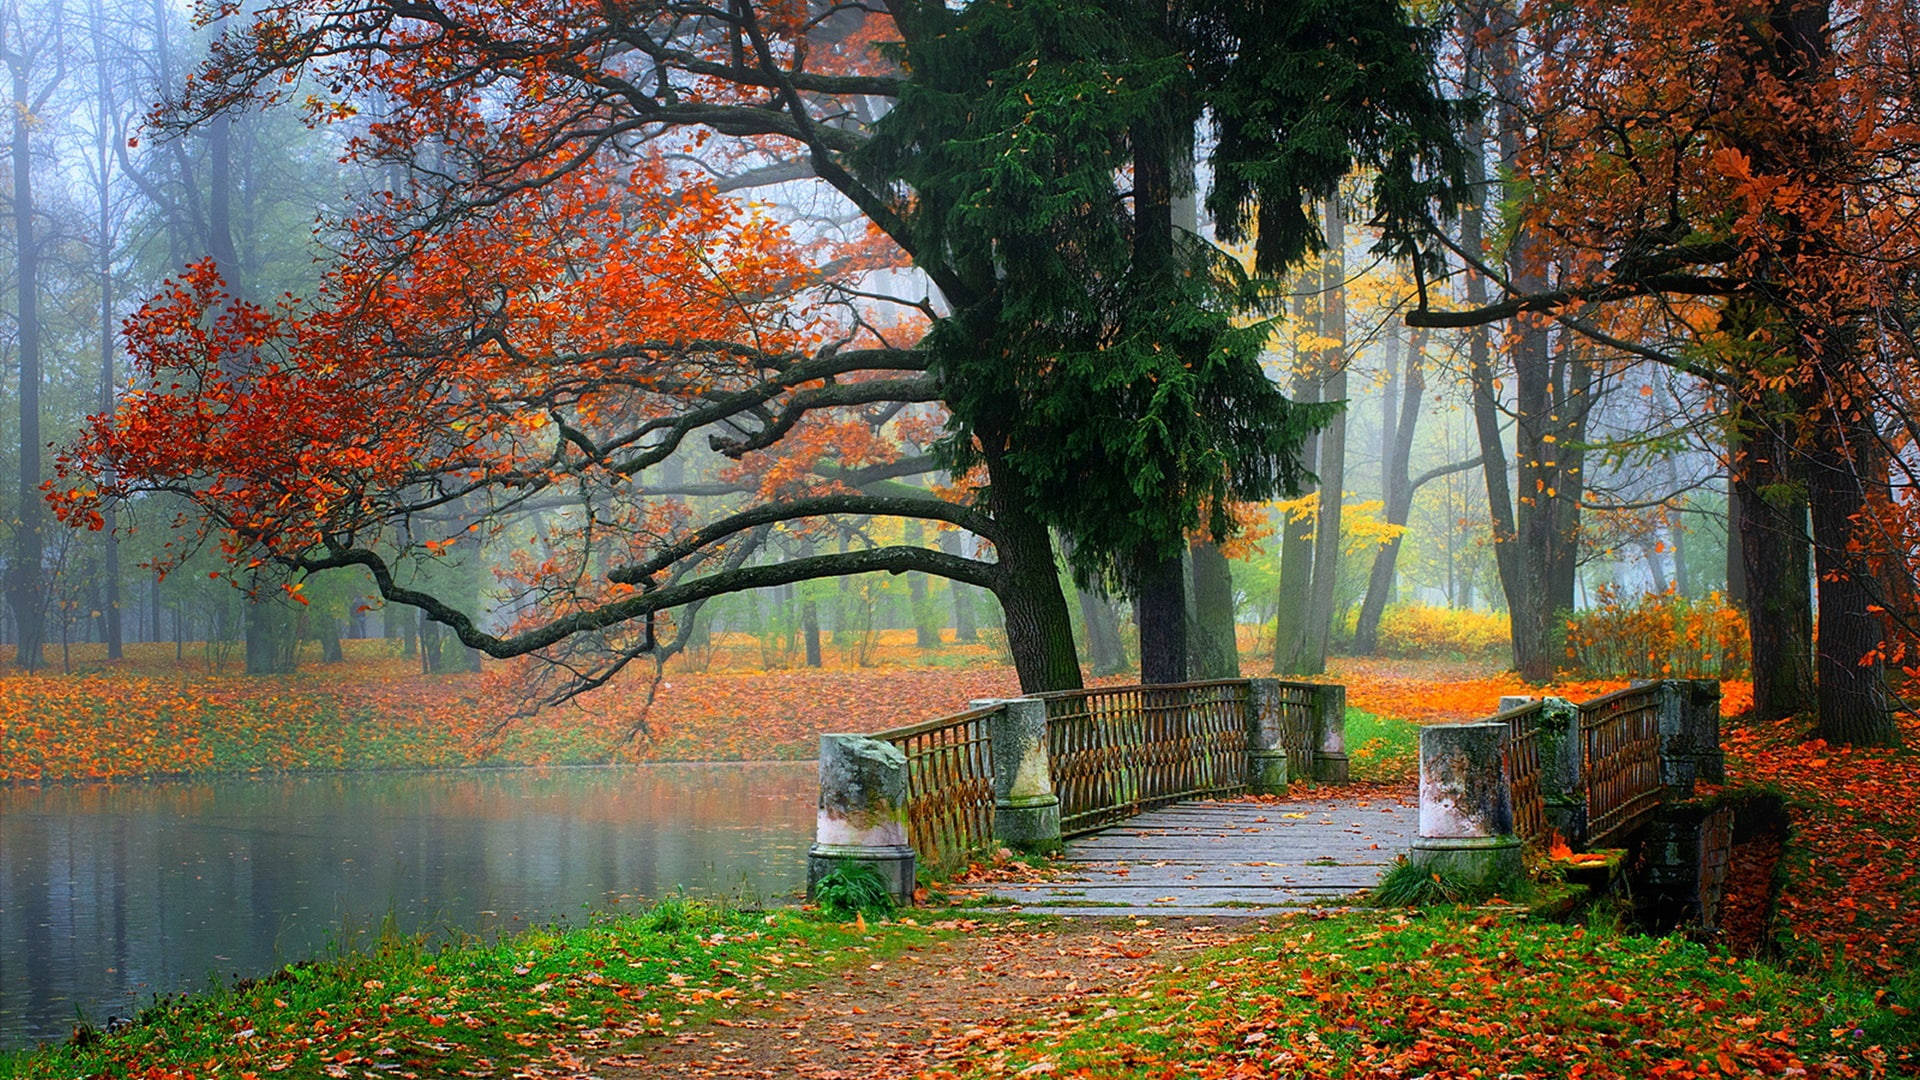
<box><xmin>0</xmin><ymin>638</ymin><xmax>1028</xmax><ymax>784</ymax></box>
<box><xmin>1563</xmin><ymin>586</ymin><xmax>1749</xmax><ymax>680</ymax></box>
<box><xmin>1332</xmin><ymin>656</ymin><xmax>1753</xmax><ymax>724</ymax></box>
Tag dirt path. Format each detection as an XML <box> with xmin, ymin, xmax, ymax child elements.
<box><xmin>591</xmin><ymin>917</ymin><xmax>1261</xmax><ymax>1079</ymax></box>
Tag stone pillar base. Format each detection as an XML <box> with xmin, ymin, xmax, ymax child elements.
<box><xmin>1312</xmin><ymin>752</ymin><xmax>1349</xmax><ymax>784</ymax></box>
<box><xmin>808</xmin><ymin>843</ymin><xmax>917</xmax><ymax>905</ymax></box>
<box><xmin>1248</xmin><ymin>749</ymin><xmax>1290</xmax><ymax>794</ymax></box>
<box><xmin>1543</xmin><ymin>796</ymin><xmax>1588</xmax><ymax>851</ymax></box>
<box><xmin>994</xmin><ymin>796</ymin><xmax>1062</xmax><ymax>854</ymax></box>
<box><xmin>1408</xmin><ymin>835</ymin><xmax>1524</xmax><ymax>889</ymax></box>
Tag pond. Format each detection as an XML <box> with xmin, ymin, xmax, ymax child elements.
<box><xmin>0</xmin><ymin>761</ymin><xmax>816</xmax><ymax>1051</ymax></box>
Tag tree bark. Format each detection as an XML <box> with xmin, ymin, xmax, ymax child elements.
<box><xmin>1076</xmin><ymin>582</ymin><xmax>1128</xmax><ymax>676</ymax></box>
<box><xmin>1187</xmin><ymin>539</ymin><xmax>1240</xmax><ymax>679</ymax></box>
<box><xmin>1731</xmin><ymin>413</ymin><xmax>1815</xmax><ymax>724</ymax></box>
<box><xmin>91</xmin><ymin>0</ymin><xmax>122</xmax><ymax>660</ymax></box>
<box><xmin>984</xmin><ymin>457</ymin><xmax>1082</xmax><ymax>693</ymax></box>
<box><xmin>939</xmin><ymin>529</ymin><xmax>980</xmax><ymax>643</ymax></box>
<box><xmin>1303</xmin><ymin>197</ymin><xmax>1347</xmax><ymax>673</ymax></box>
<box><xmin>802</xmin><ymin>597</ymin><xmax>822</xmax><ymax>667</ymax></box>
<box><xmin>1273</xmin><ymin>289</ymin><xmax>1321</xmax><ymax>674</ymax></box>
<box><xmin>1136</xmin><ymin>551</ymin><xmax>1188</xmax><ymax>684</ymax></box>
<box><xmin>902</xmin><ymin>518</ymin><xmax>941</xmax><ymax>648</ymax></box>
<box><xmin>1805</xmin><ymin>409</ymin><xmax>1893</xmax><ymax>744</ymax></box>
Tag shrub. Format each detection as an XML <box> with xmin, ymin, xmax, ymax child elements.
<box><xmin>1563</xmin><ymin>586</ymin><xmax>1749</xmax><ymax>679</ymax></box>
<box><xmin>1371</xmin><ymin>603</ymin><xmax>1510</xmax><ymax>660</ymax></box>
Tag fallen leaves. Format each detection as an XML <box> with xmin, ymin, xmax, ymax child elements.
<box><xmin>1723</xmin><ymin>711</ymin><xmax>1920</xmax><ymax>981</ymax></box>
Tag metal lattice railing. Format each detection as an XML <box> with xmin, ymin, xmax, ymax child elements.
<box><xmin>1582</xmin><ymin>685</ymin><xmax>1665</xmax><ymax>846</ymax></box>
<box><xmin>1263</xmin><ymin>680</ymin><xmax>1319</xmax><ymax>778</ymax></box>
<box><xmin>1493</xmin><ymin>699</ymin><xmax>1550</xmax><ymax>846</ymax></box>
<box><xmin>1037</xmin><ymin>680</ymin><xmax>1251</xmax><ymax>836</ymax></box>
<box><xmin>873</xmin><ymin>705</ymin><xmax>997</xmax><ymax>868</ymax></box>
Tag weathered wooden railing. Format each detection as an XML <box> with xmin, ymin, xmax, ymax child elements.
<box><xmin>807</xmin><ymin>677</ymin><xmax>1347</xmax><ymax>901</ymax></box>
<box><xmin>1491</xmin><ymin>698</ymin><xmax>1551</xmax><ymax>846</ymax></box>
<box><xmin>1580</xmin><ymin>684</ymin><xmax>1666</xmax><ymax>846</ymax></box>
<box><xmin>1038</xmin><ymin>680</ymin><xmax>1256</xmax><ymax>835</ymax></box>
<box><xmin>1410</xmin><ymin>680</ymin><xmax>1725</xmax><ymax>886</ymax></box>
<box><xmin>875</xmin><ymin>704</ymin><xmax>998</xmax><ymax>863</ymax></box>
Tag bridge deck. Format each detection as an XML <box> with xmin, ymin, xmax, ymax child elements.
<box><xmin>983</xmin><ymin>792</ymin><xmax>1418</xmax><ymax>916</ymax></box>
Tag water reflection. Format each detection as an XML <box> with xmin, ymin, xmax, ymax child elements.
<box><xmin>0</xmin><ymin>762</ymin><xmax>814</xmax><ymax>1049</ymax></box>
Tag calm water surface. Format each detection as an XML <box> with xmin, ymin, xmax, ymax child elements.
<box><xmin>0</xmin><ymin>762</ymin><xmax>814</xmax><ymax>1050</ymax></box>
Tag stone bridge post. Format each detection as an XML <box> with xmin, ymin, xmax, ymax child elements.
<box><xmin>1410</xmin><ymin>721</ymin><xmax>1523</xmax><ymax>886</ymax></box>
<box><xmin>1245</xmin><ymin>679</ymin><xmax>1291</xmax><ymax>794</ymax></box>
<box><xmin>1311</xmin><ymin>684</ymin><xmax>1348</xmax><ymax>783</ymax></box>
<box><xmin>808</xmin><ymin>734</ymin><xmax>916</xmax><ymax>904</ymax></box>
<box><xmin>1651</xmin><ymin>679</ymin><xmax>1725</xmax><ymax>794</ymax></box>
<box><xmin>1536</xmin><ymin>697</ymin><xmax>1586</xmax><ymax>848</ymax></box>
<box><xmin>976</xmin><ymin>698</ymin><xmax>1062</xmax><ymax>853</ymax></box>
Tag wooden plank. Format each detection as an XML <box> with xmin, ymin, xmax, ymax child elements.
<box><xmin>976</xmin><ymin>794</ymin><xmax>1414</xmax><ymax>915</ymax></box>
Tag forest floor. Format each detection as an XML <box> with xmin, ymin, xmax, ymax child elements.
<box><xmin>0</xmin><ymin>635</ymin><xmax>1747</xmax><ymax>784</ymax></box>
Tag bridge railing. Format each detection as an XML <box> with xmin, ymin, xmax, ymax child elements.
<box><xmin>808</xmin><ymin>676</ymin><xmax>1347</xmax><ymax>901</ymax></box>
<box><xmin>1580</xmin><ymin>684</ymin><xmax>1666</xmax><ymax>847</ymax></box>
<box><xmin>1491</xmin><ymin>698</ymin><xmax>1551</xmax><ymax>847</ymax></box>
<box><xmin>1036</xmin><ymin>680</ymin><xmax>1252</xmax><ymax>835</ymax></box>
<box><xmin>870</xmin><ymin>704</ymin><xmax>1000</xmax><ymax>866</ymax></box>
<box><xmin>1409</xmin><ymin>680</ymin><xmax>1724</xmax><ymax>884</ymax></box>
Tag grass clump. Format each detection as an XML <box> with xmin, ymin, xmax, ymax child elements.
<box><xmin>812</xmin><ymin>859</ymin><xmax>898</xmax><ymax>920</ymax></box>
<box><xmin>1343</xmin><ymin>707</ymin><xmax>1418</xmax><ymax>783</ymax></box>
<box><xmin>1370</xmin><ymin>856</ymin><xmax>1532</xmax><ymax>907</ymax></box>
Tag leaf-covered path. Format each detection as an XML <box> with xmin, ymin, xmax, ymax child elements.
<box><xmin>593</xmin><ymin>918</ymin><xmax>1253</xmax><ymax>1080</ymax></box>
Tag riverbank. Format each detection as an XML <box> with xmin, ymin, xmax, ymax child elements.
<box><xmin>2</xmin><ymin>900</ymin><xmax>1910</xmax><ymax>1079</ymax></box>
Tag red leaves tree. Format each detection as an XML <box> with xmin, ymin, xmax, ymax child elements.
<box><xmin>1413</xmin><ymin>0</ymin><xmax>1920</xmax><ymax>743</ymax></box>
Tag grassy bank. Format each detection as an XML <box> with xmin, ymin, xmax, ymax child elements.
<box><xmin>934</xmin><ymin>909</ymin><xmax>1916</xmax><ymax>1079</ymax></box>
<box><xmin>6</xmin><ymin>902</ymin><xmax>1911</xmax><ymax>1080</ymax></box>
<box><xmin>0</xmin><ymin>902</ymin><xmax>951</xmax><ymax>1080</ymax></box>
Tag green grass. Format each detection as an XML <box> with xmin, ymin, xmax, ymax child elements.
<box><xmin>947</xmin><ymin>909</ymin><xmax>1918</xmax><ymax>1078</ymax></box>
<box><xmin>0</xmin><ymin>902</ymin><xmax>951</xmax><ymax>1080</ymax></box>
<box><xmin>1344</xmin><ymin>707</ymin><xmax>1418</xmax><ymax>783</ymax></box>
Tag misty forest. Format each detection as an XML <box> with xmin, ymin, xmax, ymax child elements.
<box><xmin>2</xmin><ymin>1</ymin><xmax>1918</xmax><ymax>1078</ymax></box>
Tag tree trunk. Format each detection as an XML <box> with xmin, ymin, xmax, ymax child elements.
<box><xmin>1187</xmin><ymin>540</ymin><xmax>1240</xmax><ymax>679</ymax></box>
<box><xmin>985</xmin><ymin>459</ymin><xmax>1082</xmax><ymax>693</ymax></box>
<box><xmin>7</xmin><ymin>61</ymin><xmax>47</xmax><ymax>671</ymax></box>
<box><xmin>1076</xmin><ymin>582</ymin><xmax>1128</xmax><ymax>676</ymax></box>
<box><xmin>1805</xmin><ymin>411</ymin><xmax>1893</xmax><ymax>744</ymax></box>
<box><xmin>1136</xmin><ymin>551</ymin><xmax>1188</xmax><ymax>684</ymax></box>
<box><xmin>802</xmin><ymin>598</ymin><xmax>822</xmax><ymax>667</ymax></box>
<box><xmin>1303</xmin><ymin>198</ymin><xmax>1347</xmax><ymax>672</ymax></box>
<box><xmin>320</xmin><ymin>620</ymin><xmax>345</xmax><ymax>663</ymax></box>
<box><xmin>91</xmin><ymin>0</ymin><xmax>123</xmax><ymax>661</ymax></box>
<box><xmin>903</xmin><ymin>518</ymin><xmax>941</xmax><ymax>648</ymax></box>
<box><xmin>940</xmin><ymin>530</ymin><xmax>980</xmax><ymax>643</ymax></box>
<box><xmin>1273</xmin><ymin>311</ymin><xmax>1321</xmax><ymax>674</ymax></box>
<box><xmin>1731</xmin><ymin>414</ymin><xmax>1815</xmax><ymax>724</ymax></box>
<box><xmin>1356</xmin><ymin>328</ymin><xmax>1427</xmax><ymax>655</ymax></box>
<box><xmin>244</xmin><ymin>591</ymin><xmax>298</xmax><ymax>674</ymax></box>
<box><xmin>1726</xmin><ymin>473</ymin><xmax>1748</xmax><ymax>606</ymax></box>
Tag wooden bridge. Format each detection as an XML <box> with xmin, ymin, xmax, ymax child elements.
<box><xmin>807</xmin><ymin>677</ymin><xmax>1724</xmax><ymax>914</ymax></box>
